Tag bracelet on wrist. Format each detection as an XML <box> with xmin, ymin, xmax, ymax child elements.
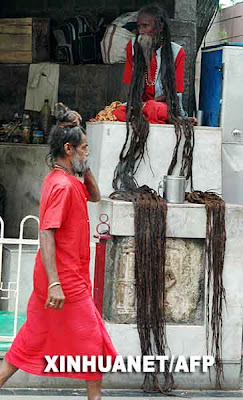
<box><xmin>48</xmin><ymin>281</ymin><xmax>61</xmax><ymax>290</ymax></box>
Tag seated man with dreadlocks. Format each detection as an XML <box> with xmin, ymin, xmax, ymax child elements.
<box><xmin>113</xmin><ymin>4</ymin><xmax>196</xmax><ymax>125</ymax></box>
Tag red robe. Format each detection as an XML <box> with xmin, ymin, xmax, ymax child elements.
<box><xmin>5</xmin><ymin>169</ymin><xmax>117</xmax><ymax>380</ymax></box>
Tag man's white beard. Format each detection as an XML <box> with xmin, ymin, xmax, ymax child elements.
<box><xmin>71</xmin><ymin>152</ymin><xmax>86</xmax><ymax>174</ymax></box>
<box><xmin>138</xmin><ymin>34</ymin><xmax>155</xmax><ymax>76</ymax></box>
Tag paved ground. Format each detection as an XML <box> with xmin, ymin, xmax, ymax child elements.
<box><xmin>0</xmin><ymin>389</ymin><xmax>243</xmax><ymax>399</ymax></box>
<box><xmin>1</xmin><ymin>398</ymin><xmax>243</xmax><ymax>400</ymax></box>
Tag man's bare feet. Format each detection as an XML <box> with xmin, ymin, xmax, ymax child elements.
<box><xmin>186</xmin><ymin>117</ymin><xmax>198</xmax><ymax>126</ymax></box>
<box><xmin>0</xmin><ymin>359</ymin><xmax>18</xmax><ymax>387</ymax></box>
<box><xmin>86</xmin><ymin>379</ymin><xmax>102</xmax><ymax>400</ymax></box>
<box><xmin>167</xmin><ymin>116</ymin><xmax>198</xmax><ymax>125</ymax></box>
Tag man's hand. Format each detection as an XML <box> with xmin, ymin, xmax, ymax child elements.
<box><xmin>154</xmin><ymin>95</ymin><xmax>166</xmax><ymax>102</ymax></box>
<box><xmin>45</xmin><ymin>285</ymin><xmax>65</xmax><ymax>309</ymax></box>
<box><xmin>84</xmin><ymin>170</ymin><xmax>101</xmax><ymax>203</ymax></box>
<box><xmin>168</xmin><ymin>116</ymin><xmax>198</xmax><ymax>126</ymax></box>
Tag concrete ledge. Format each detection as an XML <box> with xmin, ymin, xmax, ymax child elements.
<box><xmin>2</xmin><ymin>362</ymin><xmax>241</xmax><ymax>390</ymax></box>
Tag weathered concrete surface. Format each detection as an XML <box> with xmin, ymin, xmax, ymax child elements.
<box><xmin>0</xmin><ymin>64</ymin><xmax>125</xmax><ymax>123</ymax></box>
<box><xmin>0</xmin><ymin>65</ymin><xmax>29</xmax><ymax>122</ymax></box>
<box><xmin>175</xmin><ymin>0</ymin><xmax>197</xmax><ymax>22</ymax></box>
<box><xmin>104</xmin><ymin>237</ymin><xmax>204</xmax><ymax>324</ymax></box>
<box><xmin>0</xmin><ymin>360</ymin><xmax>241</xmax><ymax>389</ymax></box>
<box><xmin>164</xmin><ymin>238</ymin><xmax>204</xmax><ymax>323</ymax></box>
<box><xmin>170</xmin><ymin>20</ymin><xmax>197</xmax><ymax>114</ymax></box>
<box><xmin>59</xmin><ymin>64</ymin><xmax>125</xmax><ymax>123</ymax></box>
<box><xmin>0</xmin><ymin>144</ymin><xmax>49</xmax><ymax>238</ymax></box>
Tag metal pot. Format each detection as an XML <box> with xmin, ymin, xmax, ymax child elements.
<box><xmin>158</xmin><ymin>175</ymin><xmax>186</xmax><ymax>204</ymax></box>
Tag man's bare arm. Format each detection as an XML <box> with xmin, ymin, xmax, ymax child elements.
<box><xmin>39</xmin><ymin>229</ymin><xmax>65</xmax><ymax>309</ymax></box>
<box><xmin>83</xmin><ymin>170</ymin><xmax>101</xmax><ymax>203</ymax></box>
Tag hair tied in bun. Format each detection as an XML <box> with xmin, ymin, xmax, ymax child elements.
<box><xmin>54</xmin><ymin>102</ymin><xmax>82</xmax><ymax>127</ymax></box>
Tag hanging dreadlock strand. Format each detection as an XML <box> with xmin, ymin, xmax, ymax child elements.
<box><xmin>186</xmin><ymin>191</ymin><xmax>226</xmax><ymax>388</ymax></box>
<box><xmin>110</xmin><ymin>188</ymin><xmax>173</xmax><ymax>392</ymax></box>
<box><xmin>134</xmin><ymin>191</ymin><xmax>173</xmax><ymax>392</ymax></box>
<box><xmin>113</xmin><ymin>37</ymin><xmax>150</xmax><ymax>191</ymax></box>
<box><xmin>179</xmin><ymin>119</ymin><xmax>195</xmax><ymax>189</ymax></box>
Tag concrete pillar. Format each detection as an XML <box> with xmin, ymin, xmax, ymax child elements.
<box><xmin>174</xmin><ymin>0</ymin><xmax>197</xmax><ymax>22</ymax></box>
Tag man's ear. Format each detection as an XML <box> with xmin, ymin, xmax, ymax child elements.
<box><xmin>64</xmin><ymin>142</ymin><xmax>74</xmax><ymax>156</ymax></box>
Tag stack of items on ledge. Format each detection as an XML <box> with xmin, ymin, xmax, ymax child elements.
<box><xmin>90</xmin><ymin>101</ymin><xmax>123</xmax><ymax>122</ymax></box>
<box><xmin>0</xmin><ymin>99</ymin><xmax>52</xmax><ymax>144</ymax></box>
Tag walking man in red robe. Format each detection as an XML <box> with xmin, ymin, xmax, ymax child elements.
<box><xmin>0</xmin><ymin>104</ymin><xmax>117</xmax><ymax>400</ymax></box>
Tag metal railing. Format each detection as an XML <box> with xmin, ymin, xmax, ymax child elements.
<box><xmin>0</xmin><ymin>215</ymin><xmax>39</xmax><ymax>342</ymax></box>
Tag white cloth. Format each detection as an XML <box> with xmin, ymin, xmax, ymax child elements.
<box><xmin>25</xmin><ymin>63</ymin><xmax>60</xmax><ymax>112</ymax></box>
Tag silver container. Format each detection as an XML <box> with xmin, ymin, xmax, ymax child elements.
<box><xmin>158</xmin><ymin>175</ymin><xmax>186</xmax><ymax>203</ymax></box>
<box><xmin>196</xmin><ymin>110</ymin><xmax>204</xmax><ymax>126</ymax></box>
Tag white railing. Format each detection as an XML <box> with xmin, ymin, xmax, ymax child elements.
<box><xmin>0</xmin><ymin>215</ymin><xmax>39</xmax><ymax>342</ymax></box>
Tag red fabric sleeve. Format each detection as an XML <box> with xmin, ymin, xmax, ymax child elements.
<box><xmin>175</xmin><ymin>47</ymin><xmax>185</xmax><ymax>93</ymax></box>
<box><xmin>40</xmin><ymin>185</ymin><xmax>71</xmax><ymax>230</ymax></box>
<box><xmin>122</xmin><ymin>39</ymin><xmax>133</xmax><ymax>84</ymax></box>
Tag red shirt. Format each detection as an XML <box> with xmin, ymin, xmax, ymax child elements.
<box><xmin>123</xmin><ymin>39</ymin><xmax>185</xmax><ymax>100</ymax></box>
<box><xmin>34</xmin><ymin>169</ymin><xmax>92</xmax><ymax>302</ymax></box>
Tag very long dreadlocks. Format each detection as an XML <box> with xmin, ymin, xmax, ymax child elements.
<box><xmin>111</xmin><ymin>3</ymin><xmax>226</xmax><ymax>391</ymax></box>
<box><xmin>112</xmin><ymin>4</ymin><xmax>194</xmax><ymax>391</ymax></box>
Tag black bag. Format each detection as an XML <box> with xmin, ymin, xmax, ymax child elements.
<box><xmin>53</xmin><ymin>23</ymin><xmax>74</xmax><ymax>64</ymax></box>
<box><xmin>53</xmin><ymin>15</ymin><xmax>104</xmax><ymax>64</ymax></box>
